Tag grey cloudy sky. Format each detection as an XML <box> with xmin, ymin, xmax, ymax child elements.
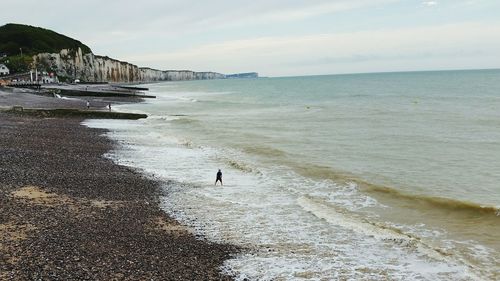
<box><xmin>1</xmin><ymin>0</ymin><xmax>500</xmax><ymax>76</ymax></box>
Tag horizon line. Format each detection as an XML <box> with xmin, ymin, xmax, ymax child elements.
<box><xmin>267</xmin><ymin>67</ymin><xmax>500</xmax><ymax>79</ymax></box>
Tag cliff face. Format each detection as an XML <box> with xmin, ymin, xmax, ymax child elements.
<box><xmin>33</xmin><ymin>48</ymin><xmax>225</xmax><ymax>83</ymax></box>
<box><xmin>226</xmin><ymin>72</ymin><xmax>258</xmax><ymax>79</ymax></box>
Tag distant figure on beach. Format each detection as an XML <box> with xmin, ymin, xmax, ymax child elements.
<box><xmin>108</xmin><ymin>103</ymin><xmax>111</xmax><ymax>111</ymax></box>
<box><xmin>215</xmin><ymin>169</ymin><xmax>223</xmax><ymax>186</ymax></box>
<box><xmin>86</xmin><ymin>100</ymin><xmax>90</xmax><ymax>109</ymax></box>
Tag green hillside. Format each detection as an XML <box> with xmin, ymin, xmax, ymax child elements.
<box><xmin>0</xmin><ymin>23</ymin><xmax>92</xmax><ymax>57</ymax></box>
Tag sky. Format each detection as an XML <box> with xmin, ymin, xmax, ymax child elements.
<box><xmin>1</xmin><ymin>0</ymin><xmax>500</xmax><ymax>77</ymax></box>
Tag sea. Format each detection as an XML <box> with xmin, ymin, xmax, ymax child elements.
<box><xmin>84</xmin><ymin>69</ymin><xmax>500</xmax><ymax>280</ymax></box>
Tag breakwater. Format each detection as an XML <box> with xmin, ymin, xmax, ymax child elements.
<box><xmin>4</xmin><ymin>106</ymin><xmax>148</xmax><ymax>119</ymax></box>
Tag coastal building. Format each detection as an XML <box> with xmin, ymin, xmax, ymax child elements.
<box><xmin>0</xmin><ymin>64</ymin><xmax>9</xmax><ymax>76</ymax></box>
<box><xmin>30</xmin><ymin>70</ymin><xmax>58</xmax><ymax>83</ymax></box>
<box><xmin>40</xmin><ymin>71</ymin><xmax>58</xmax><ymax>84</ymax></box>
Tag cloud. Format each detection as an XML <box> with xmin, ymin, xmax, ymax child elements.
<box><xmin>2</xmin><ymin>0</ymin><xmax>500</xmax><ymax>76</ymax></box>
<box><xmin>422</xmin><ymin>1</ymin><xmax>438</xmax><ymax>6</ymax></box>
<box><xmin>2</xmin><ymin>1</ymin><xmax>398</xmax><ymax>36</ymax></box>
<box><xmin>123</xmin><ymin>21</ymin><xmax>500</xmax><ymax>76</ymax></box>
<box><xmin>188</xmin><ymin>0</ymin><xmax>398</xmax><ymax>29</ymax></box>
<box><xmin>0</xmin><ymin>0</ymin><xmax>400</xmax><ymax>57</ymax></box>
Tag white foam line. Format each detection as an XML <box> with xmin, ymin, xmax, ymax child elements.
<box><xmin>297</xmin><ymin>195</ymin><xmax>484</xmax><ymax>281</ymax></box>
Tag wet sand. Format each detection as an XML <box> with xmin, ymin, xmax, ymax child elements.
<box><xmin>0</xmin><ymin>89</ymin><xmax>238</xmax><ymax>280</ymax></box>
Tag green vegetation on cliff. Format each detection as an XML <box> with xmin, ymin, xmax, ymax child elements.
<box><xmin>0</xmin><ymin>23</ymin><xmax>92</xmax><ymax>57</ymax></box>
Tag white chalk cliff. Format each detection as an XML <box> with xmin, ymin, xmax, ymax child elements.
<box><xmin>33</xmin><ymin>48</ymin><xmax>225</xmax><ymax>83</ymax></box>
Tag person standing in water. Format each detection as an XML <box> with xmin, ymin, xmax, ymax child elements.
<box><xmin>215</xmin><ymin>169</ymin><xmax>223</xmax><ymax>186</ymax></box>
<box><xmin>86</xmin><ymin>100</ymin><xmax>90</xmax><ymax>109</ymax></box>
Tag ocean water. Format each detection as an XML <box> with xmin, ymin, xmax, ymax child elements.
<box><xmin>85</xmin><ymin>69</ymin><xmax>500</xmax><ymax>280</ymax></box>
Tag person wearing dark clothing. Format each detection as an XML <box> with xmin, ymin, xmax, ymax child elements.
<box><xmin>215</xmin><ymin>169</ymin><xmax>223</xmax><ymax>186</ymax></box>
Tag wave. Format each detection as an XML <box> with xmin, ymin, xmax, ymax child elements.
<box><xmin>225</xmin><ymin>159</ymin><xmax>261</xmax><ymax>175</ymax></box>
<box><xmin>299</xmin><ymin>195</ymin><xmax>442</xmax><ymax>253</ymax></box>
<box><xmin>292</xmin><ymin>163</ymin><xmax>356</xmax><ymax>183</ymax></box>
<box><xmin>171</xmin><ymin>117</ymin><xmax>199</xmax><ymax>125</ymax></box>
<box><xmin>54</xmin><ymin>93</ymin><xmax>80</xmax><ymax>101</ymax></box>
<box><xmin>363</xmin><ymin>184</ymin><xmax>500</xmax><ymax>217</ymax></box>
<box><xmin>290</xmin><ymin>163</ymin><xmax>500</xmax><ymax>218</ymax></box>
<box><xmin>297</xmin><ymin>195</ymin><xmax>485</xmax><ymax>280</ymax></box>
<box><xmin>179</xmin><ymin>140</ymin><xmax>194</xmax><ymax>148</ymax></box>
<box><xmin>241</xmin><ymin>145</ymin><xmax>287</xmax><ymax>158</ymax></box>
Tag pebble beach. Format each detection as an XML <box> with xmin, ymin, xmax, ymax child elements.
<box><xmin>0</xmin><ymin>88</ymin><xmax>238</xmax><ymax>280</ymax></box>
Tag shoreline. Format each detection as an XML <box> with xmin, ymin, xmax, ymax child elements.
<box><xmin>0</xmin><ymin>90</ymin><xmax>238</xmax><ymax>279</ymax></box>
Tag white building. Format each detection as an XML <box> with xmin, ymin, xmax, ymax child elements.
<box><xmin>0</xmin><ymin>64</ymin><xmax>9</xmax><ymax>76</ymax></box>
<box><xmin>38</xmin><ymin>71</ymin><xmax>58</xmax><ymax>84</ymax></box>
